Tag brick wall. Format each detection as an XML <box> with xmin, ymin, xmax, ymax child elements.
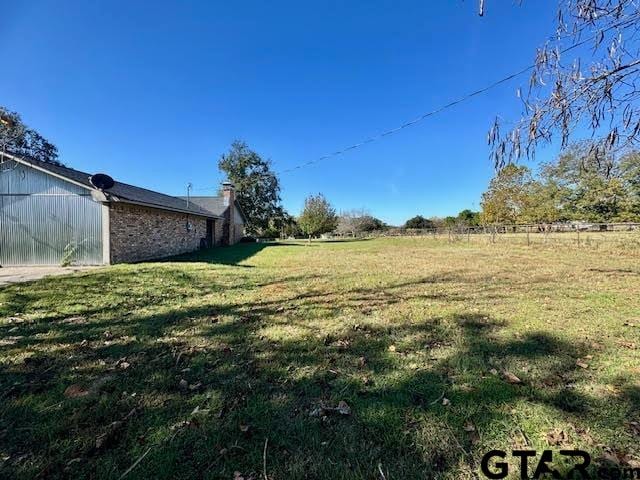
<box><xmin>213</xmin><ymin>218</ymin><xmax>224</xmax><ymax>246</ymax></box>
<box><xmin>109</xmin><ymin>203</ymin><xmax>208</xmax><ymax>263</ymax></box>
<box><xmin>232</xmin><ymin>224</ymin><xmax>244</xmax><ymax>244</ymax></box>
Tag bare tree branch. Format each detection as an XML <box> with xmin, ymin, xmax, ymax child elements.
<box><xmin>486</xmin><ymin>0</ymin><xmax>640</xmax><ymax>168</ymax></box>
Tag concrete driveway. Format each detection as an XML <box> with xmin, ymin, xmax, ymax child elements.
<box><xmin>0</xmin><ymin>266</ymin><xmax>96</xmax><ymax>286</ymax></box>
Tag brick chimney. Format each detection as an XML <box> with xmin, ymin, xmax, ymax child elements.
<box><xmin>222</xmin><ymin>181</ymin><xmax>235</xmax><ymax>245</ymax></box>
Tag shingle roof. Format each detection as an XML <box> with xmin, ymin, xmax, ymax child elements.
<box><xmin>6</xmin><ymin>153</ymin><xmax>222</xmax><ymax>218</ymax></box>
<box><xmin>182</xmin><ymin>196</ymin><xmax>228</xmax><ymax>216</ymax></box>
<box><xmin>179</xmin><ymin>196</ymin><xmax>247</xmax><ymax>224</ymax></box>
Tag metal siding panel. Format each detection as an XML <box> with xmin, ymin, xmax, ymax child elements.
<box><xmin>0</xmin><ymin>163</ymin><xmax>102</xmax><ymax>266</ymax></box>
<box><xmin>0</xmin><ymin>161</ymin><xmax>88</xmax><ymax>195</ymax></box>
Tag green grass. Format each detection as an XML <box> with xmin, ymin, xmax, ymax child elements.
<box><xmin>1</xmin><ymin>237</ymin><xmax>639</xmax><ymax>479</ymax></box>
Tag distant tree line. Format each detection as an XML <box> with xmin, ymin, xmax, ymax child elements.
<box><xmin>403</xmin><ymin>210</ymin><xmax>481</xmax><ymax>230</ymax></box>
<box><xmin>481</xmin><ymin>142</ymin><xmax>640</xmax><ymax>224</ymax></box>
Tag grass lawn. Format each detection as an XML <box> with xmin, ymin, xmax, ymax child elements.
<box><xmin>1</xmin><ymin>237</ymin><xmax>639</xmax><ymax>479</ymax></box>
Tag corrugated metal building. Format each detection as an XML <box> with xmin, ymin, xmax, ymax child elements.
<box><xmin>0</xmin><ymin>153</ymin><xmax>246</xmax><ymax>266</ymax></box>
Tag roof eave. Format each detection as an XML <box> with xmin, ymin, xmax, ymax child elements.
<box><xmin>109</xmin><ymin>196</ymin><xmax>223</xmax><ymax>218</ymax></box>
<box><xmin>3</xmin><ymin>153</ymin><xmax>95</xmax><ymax>192</ymax></box>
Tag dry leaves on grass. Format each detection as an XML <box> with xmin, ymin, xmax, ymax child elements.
<box><xmin>576</xmin><ymin>359</ymin><xmax>589</xmax><ymax>369</ymax></box>
<box><xmin>502</xmin><ymin>370</ymin><xmax>522</xmax><ymax>384</ymax></box>
<box><xmin>464</xmin><ymin>421</ymin><xmax>480</xmax><ymax>445</ymax></box>
<box><xmin>626</xmin><ymin>421</ymin><xmax>640</xmax><ymax>437</ymax></box>
<box><xmin>64</xmin><ymin>384</ymin><xmax>89</xmax><ymax>398</ymax></box>
<box><xmin>545</xmin><ymin>429</ymin><xmax>569</xmax><ymax>446</ymax></box>
<box><xmin>598</xmin><ymin>448</ymin><xmax>640</xmax><ymax>469</ymax></box>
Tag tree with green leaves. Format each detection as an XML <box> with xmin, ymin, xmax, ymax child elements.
<box><xmin>480</xmin><ymin>142</ymin><xmax>640</xmax><ymax>224</ymax></box>
<box><xmin>218</xmin><ymin>141</ymin><xmax>281</xmax><ymax>235</ymax></box>
<box><xmin>0</xmin><ymin>106</ymin><xmax>60</xmax><ymax>165</ymax></box>
<box><xmin>456</xmin><ymin>209</ymin><xmax>481</xmax><ymax>226</ymax></box>
<box><xmin>620</xmin><ymin>151</ymin><xmax>640</xmax><ymax>219</ymax></box>
<box><xmin>541</xmin><ymin>142</ymin><xmax>636</xmax><ymax>222</ymax></box>
<box><xmin>404</xmin><ymin>215</ymin><xmax>434</xmax><ymax>229</ymax></box>
<box><xmin>298</xmin><ymin>194</ymin><xmax>338</xmax><ymax>240</ymax></box>
<box><xmin>480</xmin><ymin>164</ymin><xmax>533</xmax><ymax>225</ymax></box>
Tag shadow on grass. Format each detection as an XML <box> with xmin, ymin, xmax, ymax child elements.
<box><xmin>171</xmin><ymin>238</ymin><xmax>373</xmax><ymax>266</ymax></box>
<box><xmin>170</xmin><ymin>242</ymin><xmax>303</xmax><ymax>266</ymax></box>
<box><xmin>0</xmin><ymin>270</ymin><xmax>637</xmax><ymax>479</ymax></box>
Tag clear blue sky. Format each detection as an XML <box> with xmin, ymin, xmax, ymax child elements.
<box><xmin>1</xmin><ymin>0</ymin><xmax>561</xmax><ymax>225</ymax></box>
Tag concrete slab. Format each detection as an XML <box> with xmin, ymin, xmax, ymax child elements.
<box><xmin>0</xmin><ymin>266</ymin><xmax>96</xmax><ymax>286</ymax></box>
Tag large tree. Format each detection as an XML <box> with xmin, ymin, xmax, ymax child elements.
<box><xmin>480</xmin><ymin>164</ymin><xmax>533</xmax><ymax>224</ymax></box>
<box><xmin>456</xmin><ymin>209</ymin><xmax>482</xmax><ymax>226</ymax></box>
<box><xmin>0</xmin><ymin>106</ymin><xmax>60</xmax><ymax>165</ymax></box>
<box><xmin>404</xmin><ymin>215</ymin><xmax>434</xmax><ymax>229</ymax></box>
<box><xmin>540</xmin><ymin>142</ymin><xmax>636</xmax><ymax>221</ymax></box>
<box><xmin>298</xmin><ymin>194</ymin><xmax>338</xmax><ymax>240</ymax></box>
<box><xmin>336</xmin><ymin>209</ymin><xmax>386</xmax><ymax>236</ymax></box>
<box><xmin>486</xmin><ymin>0</ymin><xmax>640</xmax><ymax>166</ymax></box>
<box><xmin>481</xmin><ymin>142</ymin><xmax>640</xmax><ymax>224</ymax></box>
<box><xmin>218</xmin><ymin>141</ymin><xmax>282</xmax><ymax>235</ymax></box>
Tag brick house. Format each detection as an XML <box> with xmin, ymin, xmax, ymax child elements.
<box><xmin>0</xmin><ymin>153</ymin><xmax>245</xmax><ymax>265</ymax></box>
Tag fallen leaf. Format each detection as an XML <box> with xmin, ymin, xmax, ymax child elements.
<box><xmin>546</xmin><ymin>429</ymin><xmax>568</xmax><ymax>446</ymax></box>
<box><xmin>573</xmin><ymin>426</ymin><xmax>595</xmax><ymax>445</ymax></box>
<box><xmin>623</xmin><ymin>456</ymin><xmax>640</xmax><ymax>468</ymax></box>
<box><xmin>64</xmin><ymin>384</ymin><xmax>89</xmax><ymax>398</ymax></box>
<box><xmin>442</xmin><ymin>397</ymin><xmax>451</xmax><ymax>406</ymax></box>
<box><xmin>388</xmin><ymin>345</ymin><xmax>396</xmax><ymax>352</ymax></box>
<box><xmin>576</xmin><ymin>360</ymin><xmax>589</xmax><ymax>369</ymax></box>
<box><xmin>337</xmin><ymin>400</ymin><xmax>351</xmax><ymax>415</ymax></box>
<box><xmin>502</xmin><ymin>370</ymin><xmax>522</xmax><ymax>384</ymax></box>
<box><xmin>626</xmin><ymin>421</ymin><xmax>640</xmax><ymax>437</ymax></box>
<box><xmin>463</xmin><ymin>421</ymin><xmax>476</xmax><ymax>432</ymax></box>
<box><xmin>239</xmin><ymin>424</ymin><xmax>250</xmax><ymax>433</ymax></box>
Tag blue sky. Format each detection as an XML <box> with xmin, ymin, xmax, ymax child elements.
<box><xmin>1</xmin><ymin>0</ymin><xmax>561</xmax><ymax>225</ymax></box>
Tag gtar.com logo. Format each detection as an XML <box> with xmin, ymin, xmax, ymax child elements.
<box><xmin>480</xmin><ymin>449</ymin><xmax>640</xmax><ymax>479</ymax></box>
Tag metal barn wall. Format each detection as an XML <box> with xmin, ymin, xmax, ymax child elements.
<box><xmin>0</xmin><ymin>161</ymin><xmax>103</xmax><ymax>265</ymax></box>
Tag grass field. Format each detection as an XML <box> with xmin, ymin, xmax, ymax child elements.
<box><xmin>1</xmin><ymin>237</ymin><xmax>639</xmax><ymax>479</ymax></box>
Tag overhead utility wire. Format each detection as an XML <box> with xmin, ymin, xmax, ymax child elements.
<box><xmin>194</xmin><ymin>15</ymin><xmax>638</xmax><ymax>192</ymax></box>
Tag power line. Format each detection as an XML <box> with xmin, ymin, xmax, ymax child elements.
<box><xmin>193</xmin><ymin>14</ymin><xmax>638</xmax><ymax>192</ymax></box>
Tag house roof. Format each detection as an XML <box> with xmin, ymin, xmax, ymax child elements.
<box><xmin>4</xmin><ymin>153</ymin><xmax>222</xmax><ymax>218</ymax></box>
<box><xmin>180</xmin><ymin>196</ymin><xmax>247</xmax><ymax>224</ymax></box>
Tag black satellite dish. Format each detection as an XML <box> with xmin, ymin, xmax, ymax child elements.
<box><xmin>89</xmin><ymin>173</ymin><xmax>115</xmax><ymax>190</ymax></box>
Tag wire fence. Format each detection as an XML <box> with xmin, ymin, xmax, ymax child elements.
<box><xmin>333</xmin><ymin>223</ymin><xmax>640</xmax><ymax>251</ymax></box>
